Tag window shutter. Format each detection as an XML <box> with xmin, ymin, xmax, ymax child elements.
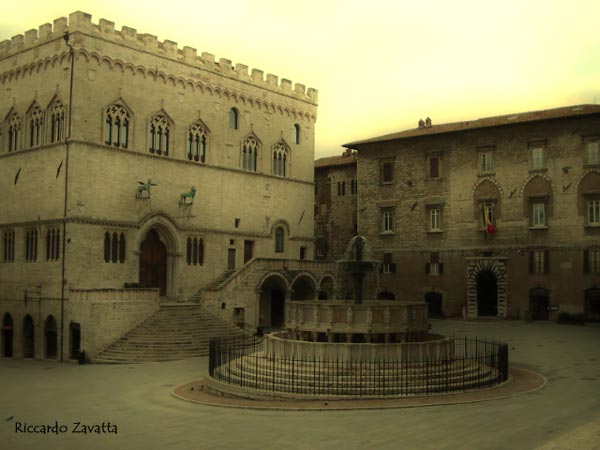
<box><xmin>583</xmin><ymin>249</ymin><xmax>590</xmax><ymax>274</ymax></box>
<box><xmin>544</xmin><ymin>250</ymin><xmax>550</xmax><ymax>274</ymax></box>
<box><xmin>390</xmin><ymin>263</ymin><xmax>397</xmax><ymax>274</ymax></box>
<box><xmin>425</xmin><ymin>262</ymin><xmax>430</xmax><ymax>274</ymax></box>
<box><xmin>439</xmin><ymin>263</ymin><xmax>444</xmax><ymax>274</ymax></box>
<box><xmin>528</xmin><ymin>251</ymin><xmax>534</xmax><ymax>274</ymax></box>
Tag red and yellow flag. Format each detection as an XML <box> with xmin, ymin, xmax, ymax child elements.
<box><xmin>484</xmin><ymin>205</ymin><xmax>496</xmax><ymax>234</ymax></box>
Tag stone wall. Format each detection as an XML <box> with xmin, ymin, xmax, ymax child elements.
<box><xmin>355</xmin><ymin>113</ymin><xmax>600</xmax><ymax>318</ymax></box>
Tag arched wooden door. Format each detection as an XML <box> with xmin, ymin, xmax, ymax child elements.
<box><xmin>139</xmin><ymin>229</ymin><xmax>167</xmax><ymax>296</ymax></box>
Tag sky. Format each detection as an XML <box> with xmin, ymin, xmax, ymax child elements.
<box><xmin>1</xmin><ymin>0</ymin><xmax>599</xmax><ymax>159</ymax></box>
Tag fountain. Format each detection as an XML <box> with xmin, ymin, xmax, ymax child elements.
<box><xmin>207</xmin><ymin>236</ymin><xmax>509</xmax><ymax>399</ymax></box>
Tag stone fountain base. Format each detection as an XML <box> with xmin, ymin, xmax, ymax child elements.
<box><xmin>285</xmin><ymin>300</ymin><xmax>429</xmax><ymax>344</ymax></box>
<box><xmin>265</xmin><ymin>332</ymin><xmax>454</xmax><ymax>363</ymax></box>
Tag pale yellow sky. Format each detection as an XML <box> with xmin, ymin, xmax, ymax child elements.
<box><xmin>2</xmin><ymin>0</ymin><xmax>599</xmax><ymax>158</ymax></box>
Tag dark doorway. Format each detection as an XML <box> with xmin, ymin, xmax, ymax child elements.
<box><xmin>23</xmin><ymin>315</ymin><xmax>35</xmax><ymax>358</ymax></box>
<box><xmin>425</xmin><ymin>292</ymin><xmax>443</xmax><ymax>318</ymax></box>
<box><xmin>477</xmin><ymin>270</ymin><xmax>498</xmax><ymax>317</ymax></box>
<box><xmin>45</xmin><ymin>315</ymin><xmax>58</xmax><ymax>359</ymax></box>
<box><xmin>271</xmin><ymin>290</ymin><xmax>285</xmax><ymax>327</ymax></box>
<box><xmin>70</xmin><ymin>322</ymin><xmax>81</xmax><ymax>360</ymax></box>
<box><xmin>243</xmin><ymin>240</ymin><xmax>254</xmax><ymax>264</ymax></box>
<box><xmin>584</xmin><ymin>288</ymin><xmax>600</xmax><ymax>323</ymax></box>
<box><xmin>529</xmin><ymin>288</ymin><xmax>550</xmax><ymax>321</ymax></box>
<box><xmin>291</xmin><ymin>276</ymin><xmax>316</xmax><ymax>301</ymax></box>
<box><xmin>376</xmin><ymin>291</ymin><xmax>396</xmax><ymax>300</ymax></box>
<box><xmin>2</xmin><ymin>313</ymin><xmax>13</xmax><ymax>357</ymax></box>
<box><xmin>227</xmin><ymin>248</ymin><xmax>236</xmax><ymax>271</ymax></box>
<box><xmin>139</xmin><ymin>229</ymin><xmax>167</xmax><ymax>296</ymax></box>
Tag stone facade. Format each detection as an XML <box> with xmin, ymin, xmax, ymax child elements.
<box><xmin>0</xmin><ymin>12</ymin><xmax>318</xmax><ymax>359</ymax></box>
<box><xmin>345</xmin><ymin>106</ymin><xmax>600</xmax><ymax>321</ymax></box>
<box><xmin>314</xmin><ymin>150</ymin><xmax>357</xmax><ymax>260</ymax></box>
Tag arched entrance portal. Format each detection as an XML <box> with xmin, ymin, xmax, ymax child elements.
<box><xmin>477</xmin><ymin>271</ymin><xmax>498</xmax><ymax>317</ymax></box>
<box><xmin>45</xmin><ymin>315</ymin><xmax>58</xmax><ymax>359</ymax></box>
<box><xmin>259</xmin><ymin>275</ymin><xmax>288</xmax><ymax>328</ymax></box>
<box><xmin>529</xmin><ymin>288</ymin><xmax>550</xmax><ymax>321</ymax></box>
<box><xmin>1</xmin><ymin>313</ymin><xmax>14</xmax><ymax>357</ymax></box>
<box><xmin>139</xmin><ymin>229</ymin><xmax>167</xmax><ymax>296</ymax></box>
<box><xmin>23</xmin><ymin>315</ymin><xmax>35</xmax><ymax>358</ymax></box>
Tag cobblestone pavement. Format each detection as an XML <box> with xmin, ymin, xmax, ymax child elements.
<box><xmin>1</xmin><ymin>320</ymin><xmax>599</xmax><ymax>450</ymax></box>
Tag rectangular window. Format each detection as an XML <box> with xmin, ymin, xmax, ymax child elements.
<box><xmin>585</xmin><ymin>141</ymin><xmax>599</xmax><ymax>165</ymax></box>
<box><xmin>429</xmin><ymin>206</ymin><xmax>442</xmax><ymax>231</ymax></box>
<box><xmin>425</xmin><ymin>252</ymin><xmax>443</xmax><ymax>275</ymax></box>
<box><xmin>529</xmin><ymin>146</ymin><xmax>545</xmax><ymax>170</ymax></box>
<box><xmin>381</xmin><ymin>208</ymin><xmax>395</xmax><ymax>233</ymax></box>
<box><xmin>382</xmin><ymin>252</ymin><xmax>396</xmax><ymax>274</ymax></box>
<box><xmin>530</xmin><ymin>250</ymin><xmax>549</xmax><ymax>274</ymax></box>
<box><xmin>429</xmin><ymin>156</ymin><xmax>440</xmax><ymax>178</ymax></box>
<box><xmin>317</xmin><ymin>246</ymin><xmax>325</xmax><ymax>258</ymax></box>
<box><xmin>480</xmin><ymin>150</ymin><xmax>495</xmax><ymax>174</ymax></box>
<box><xmin>25</xmin><ymin>230</ymin><xmax>38</xmax><ymax>262</ymax></box>
<box><xmin>2</xmin><ymin>230</ymin><xmax>15</xmax><ymax>262</ymax></box>
<box><xmin>532</xmin><ymin>202</ymin><xmax>546</xmax><ymax>227</ymax></box>
<box><xmin>317</xmin><ymin>223</ymin><xmax>325</xmax><ymax>237</ymax></box>
<box><xmin>320</xmin><ymin>204</ymin><xmax>327</xmax><ymax>215</ymax></box>
<box><xmin>585</xmin><ymin>249</ymin><xmax>600</xmax><ymax>273</ymax></box>
<box><xmin>381</xmin><ymin>161</ymin><xmax>394</xmax><ymax>184</ymax></box>
<box><xmin>588</xmin><ymin>200</ymin><xmax>600</xmax><ymax>225</ymax></box>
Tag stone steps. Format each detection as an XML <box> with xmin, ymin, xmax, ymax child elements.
<box><xmin>93</xmin><ymin>304</ymin><xmax>253</xmax><ymax>363</ymax></box>
<box><xmin>211</xmin><ymin>351</ymin><xmax>499</xmax><ymax>397</ymax></box>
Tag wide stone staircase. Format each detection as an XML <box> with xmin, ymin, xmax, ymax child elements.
<box><xmin>93</xmin><ymin>304</ymin><xmax>252</xmax><ymax>363</ymax></box>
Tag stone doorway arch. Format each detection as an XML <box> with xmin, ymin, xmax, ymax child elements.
<box><xmin>139</xmin><ymin>229</ymin><xmax>168</xmax><ymax>296</ymax></box>
<box><xmin>466</xmin><ymin>257</ymin><xmax>508</xmax><ymax>318</ymax></box>
<box><xmin>258</xmin><ymin>273</ymin><xmax>289</xmax><ymax>328</ymax></box>
<box><xmin>1</xmin><ymin>313</ymin><xmax>13</xmax><ymax>357</ymax></box>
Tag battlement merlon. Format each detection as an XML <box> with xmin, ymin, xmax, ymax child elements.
<box><xmin>0</xmin><ymin>11</ymin><xmax>318</xmax><ymax>105</ymax></box>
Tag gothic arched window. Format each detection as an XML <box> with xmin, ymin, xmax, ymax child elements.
<box><xmin>149</xmin><ymin>114</ymin><xmax>170</xmax><ymax>156</ymax></box>
<box><xmin>7</xmin><ymin>113</ymin><xmax>21</xmax><ymax>152</ymax></box>
<box><xmin>272</xmin><ymin>141</ymin><xmax>288</xmax><ymax>177</ymax></box>
<box><xmin>187</xmin><ymin>122</ymin><xmax>208</xmax><ymax>163</ymax></box>
<box><xmin>293</xmin><ymin>123</ymin><xmax>300</xmax><ymax>144</ymax></box>
<box><xmin>104</xmin><ymin>103</ymin><xmax>129</xmax><ymax>148</ymax></box>
<box><xmin>28</xmin><ymin>106</ymin><xmax>44</xmax><ymax>148</ymax></box>
<box><xmin>49</xmin><ymin>100</ymin><xmax>66</xmax><ymax>143</ymax></box>
<box><xmin>241</xmin><ymin>136</ymin><xmax>259</xmax><ymax>172</ymax></box>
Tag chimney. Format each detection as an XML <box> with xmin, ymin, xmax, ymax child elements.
<box><xmin>418</xmin><ymin>118</ymin><xmax>425</xmax><ymax>128</ymax></box>
<box><xmin>425</xmin><ymin>117</ymin><xmax>432</xmax><ymax>127</ymax></box>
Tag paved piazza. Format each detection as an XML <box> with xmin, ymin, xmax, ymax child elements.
<box><xmin>1</xmin><ymin>320</ymin><xmax>599</xmax><ymax>450</ymax></box>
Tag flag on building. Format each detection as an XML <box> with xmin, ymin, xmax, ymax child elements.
<box><xmin>483</xmin><ymin>204</ymin><xmax>496</xmax><ymax>234</ymax></box>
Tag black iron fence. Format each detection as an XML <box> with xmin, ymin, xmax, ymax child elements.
<box><xmin>208</xmin><ymin>336</ymin><xmax>509</xmax><ymax>397</ymax></box>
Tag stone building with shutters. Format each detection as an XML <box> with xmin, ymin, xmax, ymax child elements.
<box><xmin>344</xmin><ymin>106</ymin><xmax>600</xmax><ymax>322</ymax></box>
<box><xmin>0</xmin><ymin>12</ymin><xmax>336</xmax><ymax>361</ymax></box>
